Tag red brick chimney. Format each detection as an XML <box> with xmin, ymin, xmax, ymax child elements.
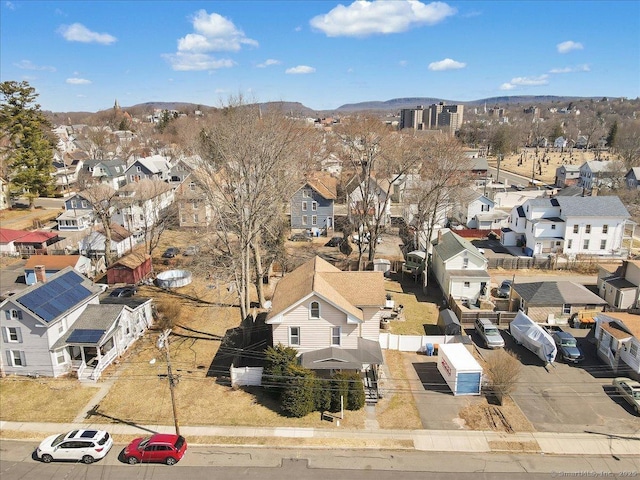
<box><xmin>34</xmin><ymin>265</ymin><xmax>46</xmax><ymax>283</ymax></box>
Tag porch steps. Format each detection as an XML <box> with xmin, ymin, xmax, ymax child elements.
<box><xmin>364</xmin><ymin>369</ymin><xmax>379</xmax><ymax>405</ymax></box>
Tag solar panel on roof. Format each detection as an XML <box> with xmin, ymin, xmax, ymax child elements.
<box><xmin>17</xmin><ymin>271</ymin><xmax>94</xmax><ymax>322</ymax></box>
<box><xmin>66</xmin><ymin>329</ymin><xmax>104</xmax><ymax>344</ymax></box>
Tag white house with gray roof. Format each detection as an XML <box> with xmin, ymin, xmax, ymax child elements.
<box><xmin>0</xmin><ymin>267</ymin><xmax>152</xmax><ymax>381</ymax></box>
<box><xmin>431</xmin><ymin>229</ymin><xmax>490</xmax><ymax>304</ymax></box>
<box><xmin>80</xmin><ymin>159</ymin><xmax>127</xmax><ymax>190</ymax></box>
<box><xmin>501</xmin><ymin>196</ymin><xmax>632</xmax><ymax>258</ymax></box>
<box><xmin>579</xmin><ymin>160</ymin><xmax>616</xmax><ymax>190</ymax></box>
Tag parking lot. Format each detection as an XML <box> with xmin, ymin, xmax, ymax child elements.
<box><xmin>472</xmin><ymin>326</ymin><xmax>640</xmax><ymax>434</ymax></box>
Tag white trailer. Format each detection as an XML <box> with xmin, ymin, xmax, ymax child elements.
<box><xmin>509</xmin><ymin>311</ymin><xmax>557</xmax><ymax>364</ymax></box>
<box><xmin>437</xmin><ymin>343</ymin><xmax>483</xmax><ymax>396</ymax></box>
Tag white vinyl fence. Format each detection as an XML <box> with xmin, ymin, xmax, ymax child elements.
<box><xmin>379</xmin><ymin>333</ymin><xmax>460</xmax><ymax>353</ymax></box>
<box><xmin>230</xmin><ymin>365</ymin><xmax>263</xmax><ymax>387</ymax></box>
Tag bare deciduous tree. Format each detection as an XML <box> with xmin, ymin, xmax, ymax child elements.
<box><xmin>482</xmin><ymin>349</ymin><xmax>522</xmax><ymax>405</ymax></box>
<box><xmin>81</xmin><ymin>184</ymin><xmax>118</xmax><ymax>266</ymax></box>
<box><xmin>196</xmin><ymin>99</ymin><xmax>310</xmax><ymax>320</ymax></box>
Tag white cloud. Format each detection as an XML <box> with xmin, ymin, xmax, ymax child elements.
<box><xmin>5</xmin><ymin>2</ymin><xmax>16</xmax><ymax>10</ymax></box>
<box><xmin>66</xmin><ymin>78</ymin><xmax>91</xmax><ymax>85</ymax></box>
<box><xmin>428</xmin><ymin>58</ymin><xmax>465</xmax><ymax>71</ymax></box>
<box><xmin>257</xmin><ymin>59</ymin><xmax>281</xmax><ymax>68</ymax></box>
<box><xmin>399</xmin><ymin>60</ymin><xmax>408</xmax><ymax>67</ymax></box>
<box><xmin>162</xmin><ymin>52</ymin><xmax>235</xmax><ymax>71</ymax></box>
<box><xmin>286</xmin><ymin>65</ymin><xmax>316</xmax><ymax>74</ymax></box>
<box><xmin>178</xmin><ymin>10</ymin><xmax>258</xmax><ymax>52</ymax></box>
<box><xmin>500</xmin><ymin>74</ymin><xmax>549</xmax><ymax>90</ymax></box>
<box><xmin>14</xmin><ymin>60</ymin><xmax>56</xmax><ymax>72</ymax></box>
<box><xmin>58</xmin><ymin>23</ymin><xmax>116</xmax><ymax>45</ymax></box>
<box><xmin>549</xmin><ymin>64</ymin><xmax>590</xmax><ymax>74</ymax></box>
<box><xmin>310</xmin><ymin>0</ymin><xmax>456</xmax><ymax>37</ymax></box>
<box><xmin>557</xmin><ymin>40</ymin><xmax>583</xmax><ymax>54</ymax></box>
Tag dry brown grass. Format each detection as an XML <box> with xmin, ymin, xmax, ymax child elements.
<box><xmin>0</xmin><ymin>377</ymin><xmax>99</xmax><ymax>422</ymax></box>
<box><xmin>384</xmin><ymin>277</ymin><xmax>439</xmax><ymax>335</ymax></box>
<box><xmin>458</xmin><ymin>397</ymin><xmax>535</xmax><ymax>433</ymax></box>
<box><xmin>376</xmin><ymin>350</ymin><xmax>421</xmax><ymax>429</ymax></box>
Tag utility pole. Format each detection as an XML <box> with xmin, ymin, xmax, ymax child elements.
<box><xmin>157</xmin><ymin>329</ymin><xmax>180</xmax><ymax>436</ymax></box>
<box><xmin>496</xmin><ymin>154</ymin><xmax>502</xmax><ymax>185</ymax></box>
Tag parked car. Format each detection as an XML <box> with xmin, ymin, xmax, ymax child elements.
<box><xmin>474</xmin><ymin>317</ymin><xmax>505</xmax><ymax>349</ymax></box>
<box><xmin>325</xmin><ymin>236</ymin><xmax>343</xmax><ymax>247</ymax></box>
<box><xmin>37</xmin><ymin>429</ymin><xmax>113</xmax><ymax>464</ymax></box>
<box><xmin>551</xmin><ymin>330</ymin><xmax>584</xmax><ymax>363</ymax></box>
<box><xmin>162</xmin><ymin>247</ymin><xmax>180</xmax><ymax>258</ymax></box>
<box><xmin>290</xmin><ymin>232</ymin><xmax>312</xmax><ymax>242</ymax></box>
<box><xmin>109</xmin><ymin>286</ymin><xmax>137</xmax><ymax>298</ymax></box>
<box><xmin>612</xmin><ymin>377</ymin><xmax>640</xmax><ymax>414</ymax></box>
<box><xmin>123</xmin><ymin>433</ymin><xmax>187</xmax><ymax>465</ymax></box>
<box><xmin>182</xmin><ymin>245</ymin><xmax>199</xmax><ymax>256</ymax></box>
<box><xmin>496</xmin><ymin>280</ymin><xmax>512</xmax><ymax>298</ymax></box>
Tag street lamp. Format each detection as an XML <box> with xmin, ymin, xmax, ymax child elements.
<box><xmin>157</xmin><ymin>329</ymin><xmax>180</xmax><ymax>436</ymax></box>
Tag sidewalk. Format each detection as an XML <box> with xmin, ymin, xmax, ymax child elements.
<box><xmin>1</xmin><ymin>420</ymin><xmax>638</xmax><ymax>457</ymax></box>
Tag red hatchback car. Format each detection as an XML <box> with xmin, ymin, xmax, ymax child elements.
<box><xmin>123</xmin><ymin>433</ymin><xmax>187</xmax><ymax>465</ymax></box>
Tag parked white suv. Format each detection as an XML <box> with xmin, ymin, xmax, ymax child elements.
<box><xmin>37</xmin><ymin>429</ymin><xmax>113</xmax><ymax>464</ymax></box>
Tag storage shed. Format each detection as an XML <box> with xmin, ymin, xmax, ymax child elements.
<box><xmin>437</xmin><ymin>309</ymin><xmax>462</xmax><ymax>335</ymax></box>
<box><xmin>437</xmin><ymin>343</ymin><xmax>482</xmax><ymax>396</ymax></box>
<box><xmin>106</xmin><ymin>253</ymin><xmax>152</xmax><ymax>285</ymax></box>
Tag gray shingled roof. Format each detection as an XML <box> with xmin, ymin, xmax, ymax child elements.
<box><xmin>51</xmin><ymin>304</ymin><xmax>124</xmax><ymax>349</ymax></box>
<box><xmin>556</xmin><ymin>196</ymin><xmax>629</xmax><ymax>217</ymax></box>
<box><xmin>512</xmin><ymin>281</ymin><xmax>607</xmax><ymax>306</ymax></box>
<box><xmin>433</xmin><ymin>230</ymin><xmax>485</xmax><ymax>262</ymax></box>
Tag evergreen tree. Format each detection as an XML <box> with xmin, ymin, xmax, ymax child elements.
<box><xmin>263</xmin><ymin>344</ymin><xmax>298</xmax><ymax>395</ymax></box>
<box><xmin>281</xmin><ymin>364</ymin><xmax>316</xmax><ymax>418</ymax></box>
<box><xmin>345</xmin><ymin>372</ymin><xmax>365</xmax><ymax>410</ymax></box>
<box><xmin>0</xmin><ymin>81</ymin><xmax>55</xmax><ymax>208</ymax></box>
<box><xmin>606</xmin><ymin>121</ymin><xmax>618</xmax><ymax>149</ymax></box>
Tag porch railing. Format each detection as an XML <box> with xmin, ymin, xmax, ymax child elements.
<box><xmin>89</xmin><ymin>348</ymin><xmax>118</xmax><ymax>382</ymax></box>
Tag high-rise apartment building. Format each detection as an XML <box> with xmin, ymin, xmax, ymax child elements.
<box><xmin>399</xmin><ymin>103</ymin><xmax>464</xmax><ymax>134</ymax></box>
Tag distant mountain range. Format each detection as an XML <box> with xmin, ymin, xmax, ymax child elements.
<box><xmin>48</xmin><ymin>95</ymin><xmax>601</xmax><ymax>119</ymax></box>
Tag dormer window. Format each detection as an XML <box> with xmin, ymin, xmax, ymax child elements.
<box><xmin>310</xmin><ymin>301</ymin><xmax>320</xmax><ymax>319</ymax></box>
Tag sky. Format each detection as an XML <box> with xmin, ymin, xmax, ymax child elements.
<box><xmin>1</xmin><ymin>1</ymin><xmax>639</xmax><ymax>113</ymax></box>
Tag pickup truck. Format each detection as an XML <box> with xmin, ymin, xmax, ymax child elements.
<box><xmin>544</xmin><ymin>326</ymin><xmax>584</xmax><ymax>363</ymax></box>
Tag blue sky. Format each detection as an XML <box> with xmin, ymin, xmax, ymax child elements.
<box><xmin>1</xmin><ymin>1</ymin><xmax>639</xmax><ymax>113</ymax></box>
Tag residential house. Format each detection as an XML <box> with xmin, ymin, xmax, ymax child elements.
<box><xmin>510</xmin><ymin>281</ymin><xmax>607</xmax><ymax>322</ymax></box>
<box><xmin>0</xmin><ymin>267</ymin><xmax>102</xmax><ymax>378</ymax></box>
<box><xmin>594</xmin><ymin>312</ymin><xmax>640</xmax><ymax>379</ymax></box>
<box><xmin>106</xmin><ymin>252</ymin><xmax>152</xmax><ymax>285</ymax></box>
<box><xmin>451</xmin><ymin>188</ymin><xmax>500</xmax><ymax>229</ymax></box>
<box><xmin>501</xmin><ymin>196</ymin><xmax>632</xmax><ymax>258</ymax></box>
<box><xmin>0</xmin><ymin>267</ymin><xmax>153</xmax><ymax>381</ymax></box>
<box><xmin>52</xmin><ymin>155</ymin><xmax>84</xmax><ymax>195</ymax></box>
<box><xmin>291</xmin><ymin>172</ymin><xmax>338</xmax><ymax>232</ymax></box>
<box><xmin>79</xmin><ymin>159</ymin><xmax>127</xmax><ymax>190</ymax></box>
<box><xmin>56</xmin><ymin>193</ymin><xmax>96</xmax><ymax>232</ymax></box>
<box><xmin>112</xmin><ymin>179</ymin><xmax>175</xmax><ymax>235</ymax></box>
<box><xmin>469</xmin><ymin>157</ymin><xmax>489</xmax><ymax>184</ymax></box>
<box><xmin>555</xmin><ymin>165</ymin><xmax>581</xmax><ymax>188</ymax></box>
<box><xmin>554</xmin><ymin>136</ymin><xmax>568</xmax><ymax>150</ymax></box>
<box><xmin>13</xmin><ymin>231</ymin><xmax>60</xmax><ymax>256</ymax></box>
<box><xmin>265</xmin><ymin>256</ymin><xmax>385</xmax><ymax>375</ymax></box>
<box><xmin>24</xmin><ymin>255</ymin><xmax>92</xmax><ymax>285</ymax></box>
<box><xmin>174</xmin><ymin>175</ymin><xmax>212</xmax><ymax>229</ymax></box>
<box><xmin>0</xmin><ymin>228</ymin><xmax>28</xmax><ymax>255</ymax></box>
<box><xmin>167</xmin><ymin>159</ymin><xmax>192</xmax><ymax>187</ymax></box>
<box><xmin>79</xmin><ymin>223</ymin><xmax>135</xmax><ymax>260</ymax></box>
<box><xmin>345</xmin><ymin>175</ymin><xmax>392</xmax><ymax>229</ymax></box>
<box><xmin>431</xmin><ymin>229</ymin><xmax>490</xmax><ymax>304</ymax></box>
<box><xmin>579</xmin><ymin>160</ymin><xmax>615</xmax><ymax>190</ymax></box>
<box><xmin>598</xmin><ymin>260</ymin><xmax>640</xmax><ymax>310</ymax></box>
<box><xmin>125</xmin><ymin>155</ymin><xmax>172</xmax><ymax>184</ymax></box>
<box><xmin>625</xmin><ymin>167</ymin><xmax>640</xmax><ymax>190</ymax></box>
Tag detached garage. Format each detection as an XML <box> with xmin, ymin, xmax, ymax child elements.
<box><xmin>437</xmin><ymin>343</ymin><xmax>482</xmax><ymax>396</ymax></box>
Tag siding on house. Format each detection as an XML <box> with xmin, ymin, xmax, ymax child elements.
<box><xmin>291</xmin><ymin>186</ymin><xmax>334</xmax><ymax>230</ymax></box>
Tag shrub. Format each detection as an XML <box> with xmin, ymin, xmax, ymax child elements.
<box><xmin>329</xmin><ymin>373</ymin><xmax>350</xmax><ymax>412</ymax></box>
<box><xmin>263</xmin><ymin>344</ymin><xmax>298</xmax><ymax>395</ymax></box>
<box><xmin>281</xmin><ymin>364</ymin><xmax>316</xmax><ymax>417</ymax></box>
<box><xmin>345</xmin><ymin>372</ymin><xmax>365</xmax><ymax>410</ymax></box>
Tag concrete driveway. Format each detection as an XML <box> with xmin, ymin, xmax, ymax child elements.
<box><xmin>475</xmin><ymin>326</ymin><xmax>640</xmax><ymax>434</ymax></box>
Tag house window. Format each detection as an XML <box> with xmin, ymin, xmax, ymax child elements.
<box><xmin>58</xmin><ymin>323</ymin><xmax>64</xmax><ymax>334</ymax></box>
<box><xmin>464</xmin><ymin>282</ymin><xmax>470</xmax><ymax>288</ymax></box>
<box><xmin>312</xmin><ymin>202</ymin><xmax>318</xmax><ymax>211</ymax></box>
<box><xmin>189</xmin><ymin>182</ymin><xmax>196</xmax><ymax>191</ymax></box>
<box><xmin>7</xmin><ymin>310</ymin><xmax>22</xmax><ymax>320</ymax></box>
<box><xmin>312</xmin><ymin>215</ymin><xmax>317</xmax><ymax>226</ymax></box>
<box><xmin>302</xmin><ymin>190</ymin><xmax>310</xmax><ymax>198</ymax></box>
<box><xmin>3</xmin><ymin>326</ymin><xmax>21</xmax><ymax>343</ymax></box>
<box><xmin>585</xmin><ymin>224</ymin><xmax>591</xmax><ymax>234</ymax></box>
<box><xmin>331</xmin><ymin>327</ymin><xmax>341</xmax><ymax>346</ymax></box>
<box><xmin>289</xmin><ymin>327</ymin><xmax>300</xmax><ymax>346</ymax></box>
<box><xmin>70</xmin><ymin>200</ymin><xmax>77</xmax><ymax>208</ymax></box>
<box><xmin>551</xmin><ymin>224</ymin><xmax>556</xmax><ymax>230</ymax></box>
<box><xmin>481</xmin><ymin>204</ymin><xmax>489</xmax><ymax>212</ymax></box>
<box><xmin>302</xmin><ymin>201</ymin><xmax>308</xmax><ymax>212</ymax></box>
<box><xmin>630</xmin><ymin>343</ymin><xmax>638</xmax><ymax>358</ymax></box>
<box><xmin>302</xmin><ymin>215</ymin><xmax>308</xmax><ymax>226</ymax></box>
<box><xmin>81</xmin><ymin>200</ymin><xmax>88</xmax><ymax>208</ymax></box>
<box><xmin>310</xmin><ymin>301</ymin><xmax>320</xmax><ymax>318</ymax></box>
<box><xmin>136</xmin><ymin>166</ymin><xmax>142</xmax><ymax>172</ymax></box>
<box><xmin>562</xmin><ymin>304</ymin><xmax>571</xmax><ymax>315</ymax></box>
<box><xmin>573</xmin><ymin>225</ymin><xmax>579</xmax><ymax>234</ymax></box>
<box><xmin>8</xmin><ymin>350</ymin><xmax>26</xmax><ymax>367</ymax></box>
<box><xmin>602</xmin><ymin>224</ymin><xmax>608</xmax><ymax>234</ymax></box>
<box><xmin>193</xmin><ymin>214</ymin><xmax>199</xmax><ymax>223</ymax></box>
<box><xmin>567</xmin><ymin>239</ymin><xmax>573</xmax><ymax>249</ymax></box>
<box><xmin>462</xmin><ymin>257</ymin><xmax>469</xmax><ymax>269</ymax></box>
<box><xmin>583</xmin><ymin>239</ymin><xmax>589</xmax><ymax>249</ymax></box>
<box><xmin>600</xmin><ymin>239</ymin><xmax>607</xmax><ymax>249</ymax></box>
<box><xmin>56</xmin><ymin>349</ymin><xmax>66</xmax><ymax>365</ymax></box>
